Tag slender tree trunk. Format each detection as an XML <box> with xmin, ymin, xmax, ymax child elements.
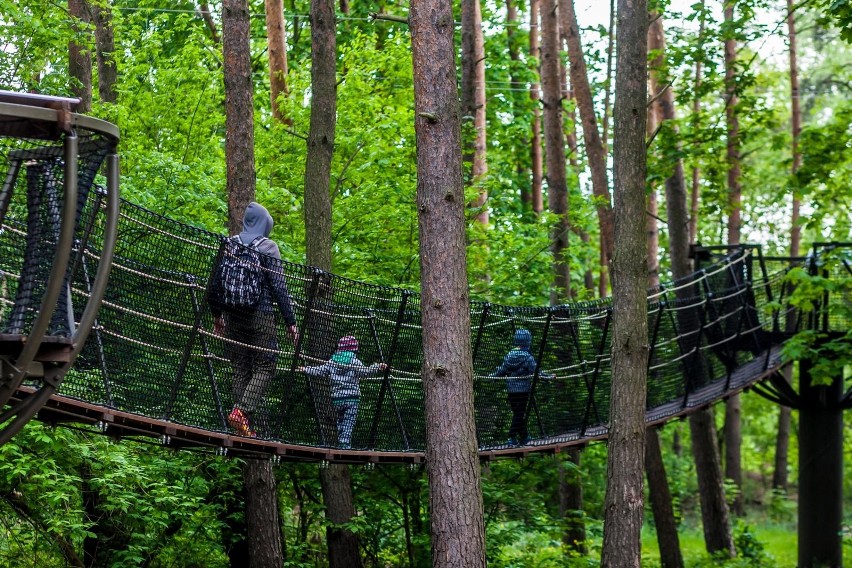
<box><xmin>774</xmin><ymin>0</ymin><xmax>802</xmax><ymax>493</ymax></box>
<box><xmin>540</xmin><ymin>0</ymin><xmax>569</xmax><ymax>300</ymax></box>
<box><xmin>304</xmin><ymin>0</ymin><xmax>336</xmax><ymax>275</ymax></box>
<box><xmin>410</xmin><ymin>0</ymin><xmax>486</xmax><ymax>563</ymax></box>
<box><xmin>645</xmin><ymin>17</ymin><xmax>685</xmax><ymax>568</ymax></box>
<box><xmin>92</xmin><ymin>1</ymin><xmax>117</xmax><ymax>104</ymax></box>
<box><xmin>722</xmin><ymin>0</ymin><xmax>744</xmax><ymax>518</ymax></box>
<box><xmin>562</xmin><ymin>0</ymin><xmax>613</xmax><ymax>292</ymax></box>
<box><xmin>302</xmin><ymin>0</ymin><xmax>362</xmax><ymax>564</ymax></box>
<box><xmin>530</xmin><ymin>0</ymin><xmax>544</xmax><ymax>214</ymax></box>
<box><xmin>506</xmin><ymin>0</ymin><xmax>529</xmax><ymax>208</ymax></box>
<box><xmin>266</xmin><ymin>0</ymin><xmax>292</xmax><ymax>125</ymax></box>
<box><xmin>600</xmin><ymin>0</ymin><xmax>648</xmax><ymax>564</ymax></box>
<box><xmin>559</xmin><ymin>450</ymin><xmax>586</xmax><ymax>553</ymax></box>
<box><xmin>601</xmin><ymin>0</ymin><xmax>615</xmax><ymax>148</ymax></box>
<box><xmin>222</xmin><ymin>3</ymin><xmax>286</xmax><ymax>566</ymax></box>
<box><xmin>69</xmin><ymin>0</ymin><xmax>92</xmax><ymax>112</ymax></box>
<box><xmin>689</xmin><ymin>5</ymin><xmax>704</xmax><ymax>245</ymax></box>
<box><xmin>223</xmin><ymin>0</ymin><xmax>257</xmax><ymax>229</ymax></box>
<box><xmin>461</xmin><ymin>0</ymin><xmax>488</xmax><ymax>225</ymax></box>
<box><xmin>645</xmin><ymin>430</ymin><xmax>684</xmax><ymax>568</ymax></box>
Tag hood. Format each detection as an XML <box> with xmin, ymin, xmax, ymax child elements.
<box><xmin>503</xmin><ymin>348</ymin><xmax>530</xmax><ymax>372</ymax></box>
<box><xmin>240</xmin><ymin>202</ymin><xmax>274</xmax><ymax>243</ymax></box>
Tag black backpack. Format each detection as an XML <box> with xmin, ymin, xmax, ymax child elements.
<box><xmin>215</xmin><ymin>235</ymin><xmax>267</xmax><ymax>310</ymax></box>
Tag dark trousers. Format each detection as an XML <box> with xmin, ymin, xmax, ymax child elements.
<box><xmin>507</xmin><ymin>391</ymin><xmax>529</xmax><ymax>441</ymax></box>
<box><xmin>225</xmin><ymin>310</ymin><xmax>277</xmax><ymax>416</ymax></box>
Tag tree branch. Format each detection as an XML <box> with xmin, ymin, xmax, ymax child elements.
<box><xmin>370</xmin><ymin>12</ymin><xmax>409</xmax><ymax>26</ymax></box>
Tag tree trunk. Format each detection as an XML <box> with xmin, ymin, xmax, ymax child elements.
<box><xmin>540</xmin><ymin>0</ymin><xmax>569</xmax><ymax>301</ymax></box>
<box><xmin>646</xmin><ymin>429</ymin><xmax>684</xmax><ymax>568</ymax></box>
<box><xmin>559</xmin><ymin>449</ymin><xmax>586</xmax><ymax>553</ymax></box>
<box><xmin>223</xmin><ymin>0</ymin><xmax>257</xmax><ymax>231</ymax></box>
<box><xmin>722</xmin><ymin>0</ymin><xmax>744</xmax><ymax>518</ymax></box>
<box><xmin>265</xmin><ymin>0</ymin><xmax>291</xmax><ymax>125</ymax></box>
<box><xmin>461</xmin><ymin>0</ymin><xmax>488</xmax><ymax>225</ymax></box>
<box><xmin>69</xmin><ymin>0</ymin><xmax>93</xmax><ymax>112</ymax></box>
<box><xmin>774</xmin><ymin>0</ymin><xmax>802</xmax><ymax>493</ymax></box>
<box><xmin>689</xmin><ymin>5</ymin><xmax>704</xmax><ymax>245</ymax></box>
<box><xmin>409</xmin><ymin>0</ymin><xmax>486</xmax><ymax>563</ymax></box>
<box><xmin>529</xmin><ymin>0</ymin><xmax>544</xmax><ymax>214</ymax></box>
<box><xmin>645</xmin><ymin>17</ymin><xmax>685</xmax><ymax>568</ymax></box>
<box><xmin>690</xmin><ymin>408</ymin><xmax>736</xmax><ymax>555</ymax></box>
<box><xmin>302</xmin><ymin>0</ymin><xmax>363</xmax><ymax>564</ymax></box>
<box><xmin>601</xmin><ymin>0</ymin><xmax>615</xmax><ymax>148</ymax></box>
<box><xmin>92</xmin><ymin>2</ymin><xmax>117</xmax><ymax>104</ymax></box>
<box><xmin>562</xmin><ymin>0</ymin><xmax>613</xmax><ymax>289</ymax></box>
<box><xmin>600</xmin><ymin>0</ymin><xmax>648</xmax><ymax>563</ymax></box>
<box><xmin>320</xmin><ymin>464</ymin><xmax>362</xmax><ymax>568</ymax></box>
<box><xmin>304</xmin><ymin>0</ymin><xmax>336</xmax><ymax>275</ymax></box>
<box><xmin>223</xmin><ymin>3</ymin><xmax>286</xmax><ymax>565</ymax></box>
<box><xmin>506</xmin><ymin>0</ymin><xmax>529</xmax><ymax>208</ymax></box>
<box><xmin>243</xmin><ymin>461</ymin><xmax>285</xmax><ymax>568</ymax></box>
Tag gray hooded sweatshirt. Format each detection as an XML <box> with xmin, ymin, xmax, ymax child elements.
<box><xmin>212</xmin><ymin>202</ymin><xmax>296</xmax><ymax>325</ymax></box>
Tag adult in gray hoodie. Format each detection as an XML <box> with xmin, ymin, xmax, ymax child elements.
<box><xmin>298</xmin><ymin>336</ymin><xmax>387</xmax><ymax>448</ymax></box>
<box><xmin>211</xmin><ymin>202</ymin><xmax>298</xmax><ymax>437</ymax></box>
<box><xmin>491</xmin><ymin>329</ymin><xmax>552</xmax><ymax>445</ymax></box>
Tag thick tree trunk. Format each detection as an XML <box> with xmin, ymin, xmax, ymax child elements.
<box><xmin>689</xmin><ymin>6</ymin><xmax>704</xmax><ymax>245</ymax></box>
<box><xmin>562</xmin><ymin>0</ymin><xmax>613</xmax><ymax>289</ymax></box>
<box><xmin>69</xmin><ymin>0</ymin><xmax>92</xmax><ymax>112</ymax></box>
<box><xmin>409</xmin><ymin>0</ymin><xmax>486</xmax><ymax>563</ymax></box>
<box><xmin>461</xmin><ymin>0</ymin><xmax>488</xmax><ymax>225</ymax></box>
<box><xmin>540</xmin><ymin>0</ymin><xmax>569</xmax><ymax>301</ymax></box>
<box><xmin>266</xmin><ymin>0</ymin><xmax>291</xmax><ymax>125</ymax></box>
<box><xmin>92</xmin><ymin>2</ymin><xmax>117</xmax><ymax>104</ymax></box>
<box><xmin>722</xmin><ymin>0</ymin><xmax>744</xmax><ymax>518</ymax></box>
<box><xmin>774</xmin><ymin>0</ymin><xmax>802</xmax><ymax>492</ymax></box>
<box><xmin>223</xmin><ymin>0</ymin><xmax>257</xmax><ymax>231</ymax></box>
<box><xmin>529</xmin><ymin>0</ymin><xmax>544</xmax><ymax>214</ymax></box>
<box><xmin>600</xmin><ymin>0</ymin><xmax>648</xmax><ymax>564</ymax></box>
<box><xmin>243</xmin><ymin>461</ymin><xmax>285</xmax><ymax>568</ymax></box>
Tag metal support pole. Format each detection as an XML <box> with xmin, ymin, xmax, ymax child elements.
<box><xmin>523</xmin><ymin>309</ymin><xmax>552</xmax><ymax>439</ymax></box>
<box><xmin>163</xmin><ymin>275</ymin><xmax>204</xmax><ymax>421</ymax></box>
<box><xmin>369</xmin><ymin>290</ymin><xmax>409</xmax><ymax>448</ymax></box>
<box><xmin>367</xmin><ymin>309</ymin><xmax>409</xmax><ymax>450</ymax></box>
<box><xmin>580</xmin><ymin>309</ymin><xmax>610</xmax><ymax>436</ymax></box>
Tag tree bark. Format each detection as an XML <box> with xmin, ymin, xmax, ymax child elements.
<box><xmin>529</xmin><ymin>0</ymin><xmax>544</xmax><ymax>214</ymax></box>
<box><xmin>223</xmin><ymin>0</ymin><xmax>257</xmax><ymax>231</ymax></box>
<box><xmin>539</xmin><ymin>0</ymin><xmax>569</xmax><ymax>301</ymax></box>
<box><xmin>774</xmin><ymin>0</ymin><xmax>802</xmax><ymax>492</ymax></box>
<box><xmin>688</xmin><ymin>4</ymin><xmax>704</xmax><ymax>245</ymax></box>
<box><xmin>69</xmin><ymin>0</ymin><xmax>93</xmax><ymax>112</ymax></box>
<box><xmin>559</xmin><ymin>449</ymin><xmax>586</xmax><ymax>553</ymax></box>
<box><xmin>320</xmin><ymin>464</ymin><xmax>362</xmax><ymax>568</ymax></box>
<box><xmin>461</xmin><ymin>0</ymin><xmax>488</xmax><ymax>225</ymax></box>
<box><xmin>303</xmin><ymin>0</ymin><xmax>336</xmax><ymax>275</ymax></box>
<box><xmin>690</xmin><ymin>409</ymin><xmax>736</xmax><ymax>555</ymax></box>
<box><xmin>562</xmin><ymin>0</ymin><xmax>613</xmax><ymax>292</ymax></box>
<box><xmin>266</xmin><ymin>0</ymin><xmax>291</xmax><ymax>125</ymax></box>
<box><xmin>645</xmin><ymin>17</ymin><xmax>685</xmax><ymax>568</ymax></box>
<box><xmin>506</xmin><ymin>0</ymin><xmax>531</xmax><ymax>209</ymax></box>
<box><xmin>600</xmin><ymin>0</ymin><xmax>648</xmax><ymax>563</ymax></box>
<box><xmin>410</xmin><ymin>0</ymin><xmax>486</xmax><ymax>564</ymax></box>
<box><xmin>243</xmin><ymin>460</ymin><xmax>285</xmax><ymax>568</ymax></box>
<box><xmin>646</xmin><ymin>429</ymin><xmax>684</xmax><ymax>568</ymax></box>
<box><xmin>722</xmin><ymin>0</ymin><xmax>744</xmax><ymax>518</ymax></box>
<box><xmin>92</xmin><ymin>1</ymin><xmax>117</xmax><ymax>104</ymax></box>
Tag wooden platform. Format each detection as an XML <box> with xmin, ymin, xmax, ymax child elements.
<box><xmin>0</xmin><ymin>333</ymin><xmax>75</xmax><ymax>364</ymax></box>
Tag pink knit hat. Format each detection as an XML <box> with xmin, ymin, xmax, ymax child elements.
<box><xmin>337</xmin><ymin>336</ymin><xmax>359</xmax><ymax>352</ymax></box>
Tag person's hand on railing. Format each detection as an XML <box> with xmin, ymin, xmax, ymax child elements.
<box><xmin>287</xmin><ymin>324</ymin><xmax>299</xmax><ymax>345</ymax></box>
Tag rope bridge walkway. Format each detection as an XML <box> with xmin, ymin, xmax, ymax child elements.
<box><xmin>1</xmin><ymin>94</ymin><xmax>850</xmax><ymax>464</ymax></box>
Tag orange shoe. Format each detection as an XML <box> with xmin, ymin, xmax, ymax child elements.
<box><xmin>227</xmin><ymin>407</ymin><xmax>256</xmax><ymax>438</ymax></box>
